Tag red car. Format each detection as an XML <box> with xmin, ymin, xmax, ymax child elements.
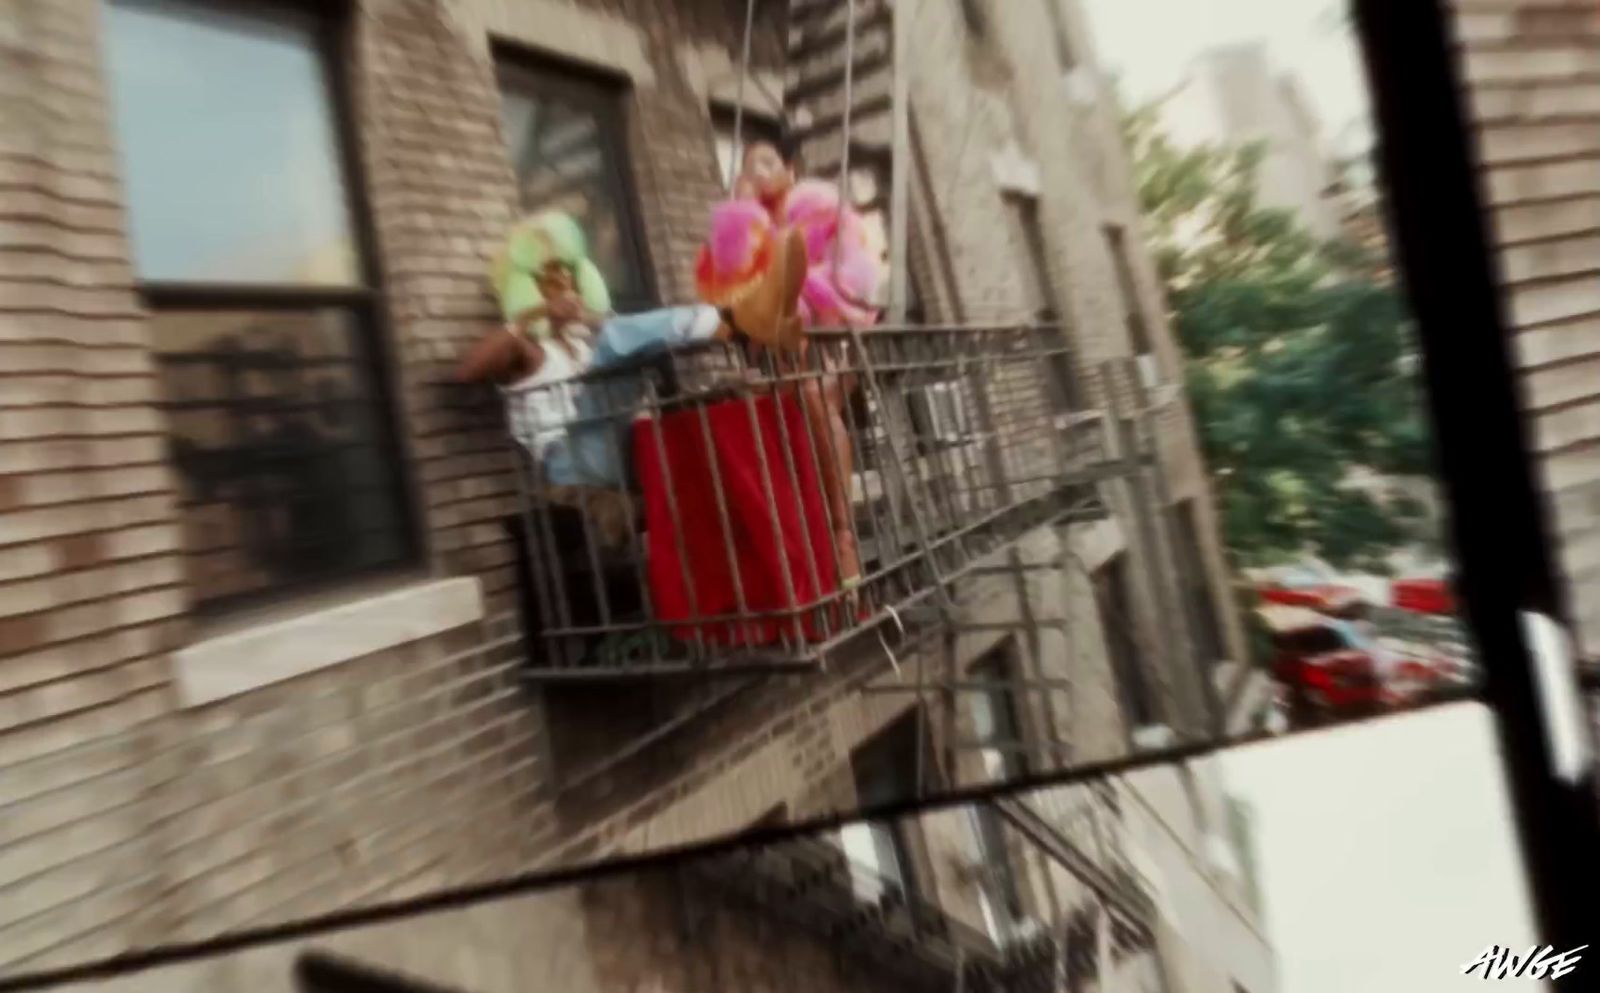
<box><xmin>1392</xmin><ymin>577</ymin><xmax>1455</xmax><ymax>615</ymax></box>
<box><xmin>1259</xmin><ymin>606</ymin><xmax>1385</xmax><ymax>719</ymax></box>
<box><xmin>1258</xmin><ymin>581</ymin><xmax>1368</xmax><ymax>619</ymax></box>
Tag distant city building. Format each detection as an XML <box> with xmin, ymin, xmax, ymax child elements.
<box><xmin>1159</xmin><ymin>43</ymin><xmax>1343</xmax><ymax>241</ymax></box>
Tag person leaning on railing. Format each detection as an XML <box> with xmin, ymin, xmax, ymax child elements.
<box><xmin>453</xmin><ymin>209</ymin><xmax>811</xmax><ymax>552</ymax></box>
<box><xmin>696</xmin><ymin>137</ymin><xmax>884</xmax><ymax>593</ymax></box>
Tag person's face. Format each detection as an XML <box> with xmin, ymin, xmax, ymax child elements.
<box><xmin>536</xmin><ymin>260</ymin><xmax>576</xmax><ymax>299</ymax></box>
<box><xmin>741</xmin><ymin>142</ymin><xmax>793</xmax><ymax>201</ymax></box>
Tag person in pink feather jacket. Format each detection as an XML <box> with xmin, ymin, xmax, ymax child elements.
<box><xmin>696</xmin><ymin>138</ymin><xmax>884</xmax><ymax>593</ymax></box>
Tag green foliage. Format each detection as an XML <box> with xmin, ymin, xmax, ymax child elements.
<box><xmin>1124</xmin><ymin>102</ymin><xmax>1433</xmax><ymax>574</ymax></box>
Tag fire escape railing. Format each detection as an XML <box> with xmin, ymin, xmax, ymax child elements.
<box><xmin>506</xmin><ymin>323</ymin><xmax>1132</xmax><ymax>679</ymax></box>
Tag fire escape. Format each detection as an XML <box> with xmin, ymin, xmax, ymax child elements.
<box><xmin>507</xmin><ymin>0</ymin><xmax>1206</xmax><ymax>777</ymax></box>
<box><xmin>685</xmin><ymin>782</ymin><xmax>1166</xmax><ymax>993</ymax></box>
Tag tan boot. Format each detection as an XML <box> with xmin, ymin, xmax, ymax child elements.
<box><xmin>730</xmin><ymin>226</ymin><xmax>807</xmax><ymax>350</ymax></box>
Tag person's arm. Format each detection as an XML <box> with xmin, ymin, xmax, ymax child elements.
<box><xmin>546</xmin><ymin>292</ymin><xmax>607</xmax><ymax>334</ymax></box>
<box><xmin>455</xmin><ymin>311</ymin><xmax>544</xmax><ymax>385</ymax></box>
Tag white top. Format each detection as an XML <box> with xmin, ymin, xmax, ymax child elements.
<box><xmin>504</xmin><ymin>329</ymin><xmax>593</xmax><ymax>463</ymax></box>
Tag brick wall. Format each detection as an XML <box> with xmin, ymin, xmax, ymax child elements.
<box><xmin>1</xmin><ymin>0</ymin><xmax>559</xmax><ymax>970</ymax></box>
<box><xmin>0</xmin><ymin>0</ymin><xmax>1228</xmax><ymax>975</ymax></box>
<box><xmin>39</xmin><ymin>844</ymin><xmax>975</xmax><ymax>993</ymax></box>
<box><xmin>1</xmin><ymin>0</ymin><xmax>192</xmax><ymax>966</ymax></box>
<box><xmin>1449</xmin><ymin>0</ymin><xmax>1600</xmax><ymax>656</ymax></box>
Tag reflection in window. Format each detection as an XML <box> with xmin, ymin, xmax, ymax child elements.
<box><xmin>105</xmin><ymin>0</ymin><xmax>413</xmax><ymax>612</ymax></box>
<box><xmin>104</xmin><ymin>0</ymin><xmax>358</xmax><ymax>285</ymax></box>
<box><xmin>153</xmin><ymin>311</ymin><xmax>410</xmax><ymax>608</ymax></box>
<box><xmin>498</xmin><ymin>59</ymin><xmax>653</xmax><ymax>311</ymax></box>
<box><xmin>841</xmin><ymin>712</ymin><xmax>924</xmax><ymax>904</ymax></box>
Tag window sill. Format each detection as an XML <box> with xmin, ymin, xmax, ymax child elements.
<box><xmin>172</xmin><ymin>576</ymin><xmax>485</xmax><ymax>708</ymax></box>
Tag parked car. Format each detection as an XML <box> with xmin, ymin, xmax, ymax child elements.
<box><xmin>1258</xmin><ymin>605</ymin><xmax>1384</xmax><ymax>723</ymax></box>
<box><xmin>1392</xmin><ymin>576</ymin><xmax>1455</xmax><ymax>615</ymax></box>
<box><xmin>1256</xmin><ymin>568</ymin><xmax>1370</xmax><ymax>619</ymax></box>
<box><xmin>1257</xmin><ymin>606</ymin><xmax>1463</xmax><ymax>725</ymax></box>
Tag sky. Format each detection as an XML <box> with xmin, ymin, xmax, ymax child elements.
<box><xmin>1081</xmin><ymin>0</ymin><xmax>1375</xmax><ymax>157</ymax></box>
<box><xmin>1220</xmin><ymin>703</ymin><xmax>1549</xmax><ymax>992</ymax></box>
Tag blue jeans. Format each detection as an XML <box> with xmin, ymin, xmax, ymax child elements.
<box><xmin>542</xmin><ymin>305</ymin><xmax>721</xmax><ymax>487</ymax></box>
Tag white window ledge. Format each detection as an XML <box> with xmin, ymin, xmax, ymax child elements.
<box><xmin>173</xmin><ymin>577</ymin><xmax>485</xmax><ymax>708</ymax></box>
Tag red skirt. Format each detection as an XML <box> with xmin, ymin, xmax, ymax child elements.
<box><xmin>634</xmin><ymin>392</ymin><xmax>842</xmax><ymax>647</ymax></box>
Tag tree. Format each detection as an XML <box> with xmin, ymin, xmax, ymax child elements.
<box><xmin>1123</xmin><ymin>103</ymin><xmax>1434</xmax><ymax>574</ymax></box>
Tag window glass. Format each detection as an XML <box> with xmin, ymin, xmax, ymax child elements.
<box><xmin>499</xmin><ymin>62</ymin><xmax>652</xmax><ymax>309</ymax></box>
<box><xmin>105</xmin><ymin>0</ymin><xmax>358</xmax><ymax>285</ymax></box>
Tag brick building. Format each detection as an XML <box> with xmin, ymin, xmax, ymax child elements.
<box><xmin>1446</xmin><ymin>0</ymin><xmax>1600</xmax><ymax>664</ymax></box>
<box><xmin>37</xmin><ymin>776</ymin><xmax>1275</xmax><ymax>993</ymax></box>
<box><xmin>0</xmin><ymin>0</ymin><xmax>1259</xmax><ymax>984</ymax></box>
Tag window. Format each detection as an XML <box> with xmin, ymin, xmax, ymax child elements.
<box><xmin>840</xmin><ymin>711</ymin><xmax>925</xmax><ymax>903</ymax></box>
<box><xmin>1041</xmin><ymin>0</ymin><xmax>1079</xmax><ymax>70</ymax></box>
<box><xmin>1174</xmin><ymin>500</ymin><xmax>1227</xmax><ymax>665</ymax></box>
<box><xmin>711</xmin><ymin>104</ymin><xmax>783</xmax><ymax>191</ymax></box>
<box><xmin>967</xmin><ymin>649</ymin><xmax>1029</xmax><ymax>944</ymax></box>
<box><xmin>497</xmin><ymin>55</ymin><xmax>654</xmax><ymax>312</ymax></box>
<box><xmin>1104</xmin><ymin>224</ymin><xmax>1161</xmax><ymax>389</ymax></box>
<box><xmin>1005</xmin><ymin>193</ymin><xmax>1057</xmax><ymax>322</ymax></box>
<box><xmin>969</xmin><ymin>648</ymin><xmax>1029</xmax><ymax>780</ymax></box>
<box><xmin>1064</xmin><ymin>904</ymin><xmax>1102</xmax><ymax>993</ymax></box>
<box><xmin>104</xmin><ymin>0</ymin><xmax>415</xmax><ymax>613</ymax></box>
<box><xmin>908</xmin><ymin>381</ymin><xmax>974</xmax><ymax>453</ymax></box>
<box><xmin>1094</xmin><ymin>553</ymin><xmax>1158</xmax><ymax>729</ymax></box>
<box><xmin>1005</xmin><ymin>192</ymin><xmax>1080</xmax><ymax>409</ymax></box>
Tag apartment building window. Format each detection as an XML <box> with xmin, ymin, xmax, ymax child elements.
<box><xmin>1041</xmin><ymin>0</ymin><xmax>1079</xmax><ymax>70</ymax></box>
<box><xmin>711</xmin><ymin>104</ymin><xmax>783</xmax><ymax>190</ymax></box>
<box><xmin>497</xmin><ymin>55</ymin><xmax>655</xmax><ymax>311</ymax></box>
<box><xmin>1174</xmin><ymin>499</ymin><xmax>1227</xmax><ymax>665</ymax></box>
<box><xmin>1064</xmin><ymin>904</ymin><xmax>1102</xmax><ymax>992</ymax></box>
<box><xmin>1094</xmin><ymin>554</ymin><xmax>1158</xmax><ymax>728</ymax></box>
<box><xmin>841</xmin><ymin>712</ymin><xmax>925</xmax><ymax>904</ymax></box>
<box><xmin>1004</xmin><ymin>192</ymin><xmax>1080</xmax><ymax>410</ymax></box>
<box><xmin>104</xmin><ymin>0</ymin><xmax>415</xmax><ymax>613</ymax></box>
<box><xmin>1104</xmin><ymin>224</ymin><xmax>1162</xmax><ymax>391</ymax></box>
<box><xmin>967</xmin><ymin>649</ymin><xmax>1029</xmax><ymax>944</ymax></box>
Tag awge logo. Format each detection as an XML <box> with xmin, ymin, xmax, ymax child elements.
<box><xmin>1460</xmin><ymin>944</ymin><xmax>1587</xmax><ymax>981</ymax></box>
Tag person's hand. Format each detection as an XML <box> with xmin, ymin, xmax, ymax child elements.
<box><xmin>545</xmin><ymin>292</ymin><xmax>582</xmax><ymax>323</ymax></box>
<box><xmin>733</xmin><ymin>174</ymin><xmax>758</xmax><ymax>201</ymax></box>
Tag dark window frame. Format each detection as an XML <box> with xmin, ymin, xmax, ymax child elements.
<box><xmin>967</xmin><ymin>644</ymin><xmax>1030</xmax><ymax>942</ymax></box>
<box><xmin>1174</xmin><ymin>499</ymin><xmax>1228</xmax><ymax>665</ymax></box>
<box><xmin>1095</xmin><ymin>552</ymin><xmax>1159</xmax><ymax>728</ymax></box>
<box><xmin>1041</xmin><ymin>0</ymin><xmax>1079</xmax><ymax>70</ymax></box>
<box><xmin>1003</xmin><ymin>190</ymin><xmax>1082</xmax><ymax>410</ymax></box>
<box><xmin>110</xmin><ymin>0</ymin><xmax>422</xmax><ymax>617</ymax></box>
<box><xmin>849</xmin><ymin>710</ymin><xmax>933</xmax><ymax>904</ymax></box>
<box><xmin>493</xmin><ymin>44</ymin><xmax>659</xmax><ymax>313</ymax></box>
<box><xmin>1103</xmin><ymin>223</ymin><xmax>1158</xmax><ymax>360</ymax></box>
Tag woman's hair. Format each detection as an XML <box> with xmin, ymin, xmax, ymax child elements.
<box><xmin>741</xmin><ymin>130</ymin><xmax>802</xmax><ymax>170</ymax></box>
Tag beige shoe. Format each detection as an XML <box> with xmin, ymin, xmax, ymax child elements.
<box><xmin>730</xmin><ymin>227</ymin><xmax>807</xmax><ymax>350</ymax></box>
